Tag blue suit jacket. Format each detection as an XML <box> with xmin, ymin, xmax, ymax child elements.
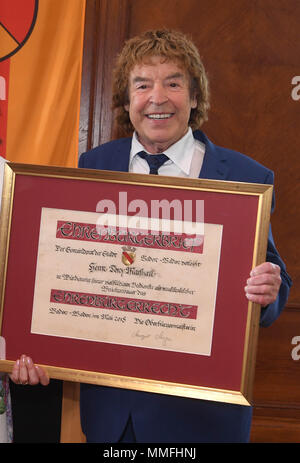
<box><xmin>78</xmin><ymin>130</ymin><xmax>291</xmax><ymax>443</ymax></box>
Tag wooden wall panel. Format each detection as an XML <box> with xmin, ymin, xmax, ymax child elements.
<box><xmin>251</xmin><ymin>306</ymin><xmax>300</xmax><ymax>442</ymax></box>
<box><xmin>76</xmin><ymin>0</ymin><xmax>300</xmax><ymax>443</ymax></box>
<box><xmin>128</xmin><ymin>0</ymin><xmax>300</xmax><ymax>306</ymax></box>
<box><xmin>78</xmin><ymin>0</ymin><xmax>129</xmax><ymax>154</ymax></box>
<box><xmin>254</xmin><ymin>307</ymin><xmax>300</xmax><ymax>406</ymax></box>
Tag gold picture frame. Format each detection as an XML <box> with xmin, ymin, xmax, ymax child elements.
<box><xmin>0</xmin><ymin>162</ymin><xmax>273</xmax><ymax>406</ymax></box>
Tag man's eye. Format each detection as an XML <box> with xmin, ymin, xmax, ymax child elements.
<box><xmin>169</xmin><ymin>82</ymin><xmax>179</xmax><ymax>88</ymax></box>
<box><xmin>137</xmin><ymin>84</ymin><xmax>148</xmax><ymax>90</ymax></box>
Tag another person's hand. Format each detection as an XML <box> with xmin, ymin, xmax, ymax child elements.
<box><xmin>9</xmin><ymin>355</ymin><xmax>49</xmax><ymax>386</ymax></box>
<box><xmin>245</xmin><ymin>262</ymin><xmax>282</xmax><ymax>306</ymax></box>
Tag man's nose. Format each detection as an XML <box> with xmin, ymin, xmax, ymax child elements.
<box><xmin>149</xmin><ymin>84</ymin><xmax>168</xmax><ymax>105</ymax></box>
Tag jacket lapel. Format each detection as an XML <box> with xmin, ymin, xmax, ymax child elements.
<box><xmin>193</xmin><ymin>131</ymin><xmax>230</xmax><ymax>181</ymax></box>
<box><xmin>114</xmin><ymin>138</ymin><xmax>132</xmax><ymax>172</ymax></box>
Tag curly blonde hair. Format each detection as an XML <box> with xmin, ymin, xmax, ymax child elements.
<box><xmin>112</xmin><ymin>29</ymin><xmax>210</xmax><ymax>135</ymax></box>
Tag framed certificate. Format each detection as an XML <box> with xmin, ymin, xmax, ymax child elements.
<box><xmin>0</xmin><ymin>163</ymin><xmax>273</xmax><ymax>405</ymax></box>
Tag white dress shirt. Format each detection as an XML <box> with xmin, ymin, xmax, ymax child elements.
<box><xmin>129</xmin><ymin>128</ymin><xmax>205</xmax><ymax>178</ymax></box>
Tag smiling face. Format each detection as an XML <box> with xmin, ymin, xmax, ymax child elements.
<box><xmin>124</xmin><ymin>56</ymin><xmax>197</xmax><ymax>154</ymax></box>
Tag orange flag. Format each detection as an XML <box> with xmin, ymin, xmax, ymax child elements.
<box><xmin>0</xmin><ymin>0</ymin><xmax>85</xmax><ymax>167</ymax></box>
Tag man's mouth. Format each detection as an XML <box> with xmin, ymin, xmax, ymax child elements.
<box><xmin>146</xmin><ymin>113</ymin><xmax>173</xmax><ymax>120</ymax></box>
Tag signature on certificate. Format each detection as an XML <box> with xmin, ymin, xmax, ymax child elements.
<box><xmin>155</xmin><ymin>331</ymin><xmax>172</xmax><ymax>346</ymax></box>
<box><xmin>132</xmin><ymin>329</ymin><xmax>151</xmax><ymax>341</ymax></box>
<box><xmin>131</xmin><ymin>329</ymin><xmax>172</xmax><ymax>347</ymax></box>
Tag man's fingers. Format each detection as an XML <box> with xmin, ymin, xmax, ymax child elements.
<box><xmin>19</xmin><ymin>355</ymin><xmax>30</xmax><ymax>384</ymax></box>
<box><xmin>247</xmin><ymin>262</ymin><xmax>281</xmax><ymax>291</ymax></box>
<box><xmin>245</xmin><ymin>292</ymin><xmax>273</xmax><ymax>306</ymax></box>
<box><xmin>9</xmin><ymin>358</ymin><xmax>21</xmax><ymax>384</ymax></box>
<box><xmin>36</xmin><ymin>365</ymin><xmax>50</xmax><ymax>386</ymax></box>
<box><xmin>246</xmin><ymin>273</ymin><xmax>279</xmax><ymax>287</ymax></box>
<box><xmin>245</xmin><ymin>262</ymin><xmax>282</xmax><ymax>306</ymax></box>
<box><xmin>250</xmin><ymin>262</ymin><xmax>280</xmax><ymax>277</ymax></box>
<box><xmin>18</xmin><ymin>355</ymin><xmax>39</xmax><ymax>385</ymax></box>
<box><xmin>9</xmin><ymin>355</ymin><xmax>50</xmax><ymax>386</ymax></box>
<box><xmin>245</xmin><ymin>283</ymin><xmax>271</xmax><ymax>295</ymax></box>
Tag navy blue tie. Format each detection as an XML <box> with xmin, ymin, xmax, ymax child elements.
<box><xmin>138</xmin><ymin>151</ymin><xmax>169</xmax><ymax>175</ymax></box>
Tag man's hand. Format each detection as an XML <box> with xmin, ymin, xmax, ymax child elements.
<box><xmin>245</xmin><ymin>262</ymin><xmax>281</xmax><ymax>306</ymax></box>
<box><xmin>9</xmin><ymin>355</ymin><xmax>49</xmax><ymax>386</ymax></box>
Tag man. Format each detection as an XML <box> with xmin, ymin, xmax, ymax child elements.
<box><xmin>11</xmin><ymin>29</ymin><xmax>291</xmax><ymax>443</ymax></box>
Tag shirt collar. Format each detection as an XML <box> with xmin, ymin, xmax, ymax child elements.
<box><xmin>130</xmin><ymin>128</ymin><xmax>195</xmax><ymax>176</ymax></box>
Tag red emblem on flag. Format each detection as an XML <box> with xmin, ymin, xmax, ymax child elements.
<box><xmin>0</xmin><ymin>0</ymin><xmax>38</xmax><ymax>156</ymax></box>
<box><xmin>0</xmin><ymin>0</ymin><xmax>39</xmax><ymax>62</ymax></box>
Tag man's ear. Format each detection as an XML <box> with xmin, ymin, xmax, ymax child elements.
<box><xmin>191</xmin><ymin>92</ymin><xmax>197</xmax><ymax>109</ymax></box>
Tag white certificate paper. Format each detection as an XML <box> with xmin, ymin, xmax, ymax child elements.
<box><xmin>31</xmin><ymin>208</ymin><xmax>223</xmax><ymax>356</ymax></box>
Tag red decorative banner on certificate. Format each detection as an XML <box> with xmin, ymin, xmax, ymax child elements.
<box><xmin>31</xmin><ymin>207</ymin><xmax>222</xmax><ymax>355</ymax></box>
<box><xmin>56</xmin><ymin>220</ymin><xmax>204</xmax><ymax>254</ymax></box>
<box><xmin>50</xmin><ymin>288</ymin><xmax>198</xmax><ymax>319</ymax></box>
